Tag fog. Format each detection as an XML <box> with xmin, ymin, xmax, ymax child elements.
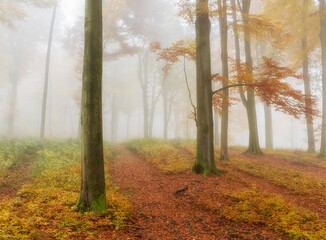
<box><xmin>0</xmin><ymin>0</ymin><xmax>321</xmax><ymax>150</ymax></box>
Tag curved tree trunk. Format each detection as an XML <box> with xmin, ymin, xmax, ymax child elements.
<box><xmin>40</xmin><ymin>6</ymin><xmax>56</xmax><ymax>139</ymax></box>
<box><xmin>320</xmin><ymin>0</ymin><xmax>326</xmax><ymax>157</ymax></box>
<box><xmin>193</xmin><ymin>0</ymin><xmax>218</xmax><ymax>175</ymax></box>
<box><xmin>77</xmin><ymin>0</ymin><xmax>106</xmax><ymax>213</ymax></box>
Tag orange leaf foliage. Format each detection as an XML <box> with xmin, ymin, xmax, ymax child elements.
<box><xmin>227</xmin><ymin>57</ymin><xmax>319</xmax><ymax>120</ymax></box>
<box><xmin>150</xmin><ymin>40</ymin><xmax>196</xmax><ymax>79</ymax></box>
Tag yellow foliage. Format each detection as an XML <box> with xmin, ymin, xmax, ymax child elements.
<box><xmin>0</xmin><ymin>140</ymin><xmax>131</xmax><ymax>239</ymax></box>
<box><xmin>127</xmin><ymin>138</ymin><xmax>193</xmax><ymax>173</ymax></box>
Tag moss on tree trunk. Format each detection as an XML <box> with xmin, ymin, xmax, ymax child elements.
<box><xmin>77</xmin><ymin>0</ymin><xmax>106</xmax><ymax>214</ymax></box>
<box><xmin>192</xmin><ymin>0</ymin><xmax>219</xmax><ymax>175</ymax></box>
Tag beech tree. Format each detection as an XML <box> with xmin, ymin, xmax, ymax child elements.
<box><xmin>320</xmin><ymin>0</ymin><xmax>326</xmax><ymax>157</ymax></box>
<box><xmin>192</xmin><ymin>0</ymin><xmax>219</xmax><ymax>175</ymax></box>
<box><xmin>77</xmin><ymin>0</ymin><xmax>106</xmax><ymax>213</ymax></box>
<box><xmin>262</xmin><ymin>0</ymin><xmax>319</xmax><ymax>152</ymax></box>
<box><xmin>40</xmin><ymin>5</ymin><xmax>56</xmax><ymax>139</ymax></box>
<box><xmin>217</xmin><ymin>0</ymin><xmax>229</xmax><ymax>160</ymax></box>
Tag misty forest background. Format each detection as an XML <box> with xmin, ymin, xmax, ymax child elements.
<box><xmin>0</xmin><ymin>0</ymin><xmax>320</xmax><ymax>150</ymax></box>
<box><xmin>3</xmin><ymin>0</ymin><xmax>326</xmax><ymax>239</ymax></box>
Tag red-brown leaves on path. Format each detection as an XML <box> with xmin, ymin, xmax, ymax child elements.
<box><xmin>108</xmin><ymin>145</ymin><xmax>283</xmax><ymax>239</ymax></box>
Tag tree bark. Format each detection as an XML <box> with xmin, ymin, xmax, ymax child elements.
<box><xmin>302</xmin><ymin>37</ymin><xmax>316</xmax><ymax>152</ymax></box>
<box><xmin>231</xmin><ymin>0</ymin><xmax>247</xmax><ymax>108</ymax></box>
<box><xmin>138</xmin><ymin>52</ymin><xmax>149</xmax><ymax>138</ymax></box>
<box><xmin>242</xmin><ymin>0</ymin><xmax>262</xmax><ymax>154</ymax></box>
<box><xmin>193</xmin><ymin>0</ymin><xmax>219</xmax><ymax>175</ymax></box>
<box><xmin>110</xmin><ymin>94</ymin><xmax>117</xmax><ymax>143</ymax></box>
<box><xmin>77</xmin><ymin>0</ymin><xmax>106</xmax><ymax>213</ymax></box>
<box><xmin>218</xmin><ymin>0</ymin><xmax>229</xmax><ymax>160</ymax></box>
<box><xmin>320</xmin><ymin>0</ymin><xmax>326</xmax><ymax>156</ymax></box>
<box><xmin>7</xmin><ymin>65</ymin><xmax>19</xmax><ymax>137</ymax></box>
<box><xmin>214</xmin><ymin>110</ymin><xmax>220</xmax><ymax>146</ymax></box>
<box><xmin>7</xmin><ymin>37</ymin><xmax>23</xmax><ymax>137</ymax></box>
<box><xmin>264</xmin><ymin>103</ymin><xmax>273</xmax><ymax>149</ymax></box>
<box><xmin>301</xmin><ymin>0</ymin><xmax>316</xmax><ymax>152</ymax></box>
<box><xmin>163</xmin><ymin>81</ymin><xmax>168</xmax><ymax>139</ymax></box>
<box><xmin>40</xmin><ymin>6</ymin><xmax>56</xmax><ymax>139</ymax></box>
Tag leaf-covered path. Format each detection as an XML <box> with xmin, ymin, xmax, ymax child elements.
<box><xmin>0</xmin><ymin>153</ymin><xmax>34</xmax><ymax>201</ymax></box>
<box><xmin>109</xmin><ymin>145</ymin><xmax>282</xmax><ymax>240</ymax></box>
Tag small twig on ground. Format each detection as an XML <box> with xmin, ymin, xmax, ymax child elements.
<box><xmin>175</xmin><ymin>186</ymin><xmax>189</xmax><ymax>196</ymax></box>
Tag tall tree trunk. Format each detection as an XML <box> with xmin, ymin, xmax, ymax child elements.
<box><xmin>193</xmin><ymin>0</ymin><xmax>218</xmax><ymax>175</ymax></box>
<box><xmin>214</xmin><ymin>110</ymin><xmax>220</xmax><ymax>146</ymax></box>
<box><xmin>320</xmin><ymin>0</ymin><xmax>326</xmax><ymax>156</ymax></box>
<box><xmin>77</xmin><ymin>0</ymin><xmax>106</xmax><ymax>213</ymax></box>
<box><xmin>40</xmin><ymin>6</ymin><xmax>56</xmax><ymax>139</ymax></box>
<box><xmin>149</xmin><ymin>81</ymin><xmax>160</xmax><ymax>138</ymax></box>
<box><xmin>218</xmin><ymin>0</ymin><xmax>229</xmax><ymax>160</ymax></box>
<box><xmin>264</xmin><ymin>103</ymin><xmax>274</xmax><ymax>149</ymax></box>
<box><xmin>7</xmin><ymin>41</ymin><xmax>22</xmax><ymax>137</ymax></box>
<box><xmin>138</xmin><ymin>52</ymin><xmax>149</xmax><ymax>138</ymax></box>
<box><xmin>302</xmin><ymin>37</ymin><xmax>316</xmax><ymax>152</ymax></box>
<box><xmin>163</xmin><ymin>81</ymin><xmax>168</xmax><ymax>139</ymax></box>
<box><xmin>7</xmin><ymin>66</ymin><xmax>19</xmax><ymax>137</ymax></box>
<box><xmin>242</xmin><ymin>0</ymin><xmax>262</xmax><ymax>154</ymax></box>
<box><xmin>110</xmin><ymin>94</ymin><xmax>117</xmax><ymax>143</ymax></box>
<box><xmin>231</xmin><ymin>0</ymin><xmax>247</xmax><ymax>107</ymax></box>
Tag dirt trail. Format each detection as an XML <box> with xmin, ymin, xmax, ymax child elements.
<box><xmin>0</xmin><ymin>156</ymin><xmax>34</xmax><ymax>200</ymax></box>
<box><xmin>178</xmin><ymin>148</ymin><xmax>326</xmax><ymax>220</ymax></box>
<box><xmin>109</xmin><ymin>145</ymin><xmax>283</xmax><ymax>240</ymax></box>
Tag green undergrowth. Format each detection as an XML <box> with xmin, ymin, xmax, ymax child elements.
<box><xmin>126</xmin><ymin>138</ymin><xmax>193</xmax><ymax>173</ymax></box>
<box><xmin>227</xmin><ymin>157</ymin><xmax>326</xmax><ymax>197</ymax></box>
<box><xmin>0</xmin><ymin>139</ymin><xmax>42</xmax><ymax>181</ymax></box>
<box><xmin>0</xmin><ymin>139</ymin><xmax>131</xmax><ymax>239</ymax></box>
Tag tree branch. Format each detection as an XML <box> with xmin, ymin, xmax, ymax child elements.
<box><xmin>212</xmin><ymin>83</ymin><xmax>247</xmax><ymax>96</ymax></box>
<box><xmin>183</xmin><ymin>54</ymin><xmax>197</xmax><ymax>124</ymax></box>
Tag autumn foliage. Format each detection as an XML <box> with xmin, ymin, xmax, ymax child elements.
<box><xmin>152</xmin><ymin>39</ymin><xmax>318</xmax><ymax>121</ymax></box>
<box><xmin>225</xmin><ymin>57</ymin><xmax>319</xmax><ymax>120</ymax></box>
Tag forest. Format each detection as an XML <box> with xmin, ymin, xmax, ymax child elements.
<box><xmin>1</xmin><ymin>0</ymin><xmax>326</xmax><ymax>239</ymax></box>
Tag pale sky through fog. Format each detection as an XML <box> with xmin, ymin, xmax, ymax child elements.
<box><xmin>60</xmin><ymin>0</ymin><xmax>84</xmax><ymax>27</ymax></box>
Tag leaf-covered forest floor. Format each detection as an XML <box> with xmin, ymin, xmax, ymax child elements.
<box><xmin>1</xmin><ymin>139</ymin><xmax>326</xmax><ymax>239</ymax></box>
<box><xmin>109</xmin><ymin>145</ymin><xmax>281</xmax><ymax>239</ymax></box>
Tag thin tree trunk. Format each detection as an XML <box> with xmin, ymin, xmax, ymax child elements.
<box><xmin>7</xmin><ymin>66</ymin><xmax>19</xmax><ymax>137</ymax></box>
<box><xmin>40</xmin><ymin>6</ymin><xmax>56</xmax><ymax>139</ymax></box>
<box><xmin>149</xmin><ymin>81</ymin><xmax>161</xmax><ymax>138</ymax></box>
<box><xmin>320</xmin><ymin>0</ymin><xmax>326</xmax><ymax>156</ymax></box>
<box><xmin>218</xmin><ymin>0</ymin><xmax>229</xmax><ymax>160</ymax></box>
<box><xmin>7</xmin><ymin>41</ymin><xmax>22</xmax><ymax>137</ymax></box>
<box><xmin>302</xmin><ymin>38</ymin><xmax>316</xmax><ymax>152</ymax></box>
<box><xmin>193</xmin><ymin>0</ymin><xmax>218</xmax><ymax>175</ymax></box>
<box><xmin>77</xmin><ymin>0</ymin><xmax>106</xmax><ymax>213</ymax></box>
<box><xmin>110</xmin><ymin>94</ymin><xmax>117</xmax><ymax>143</ymax></box>
<box><xmin>264</xmin><ymin>103</ymin><xmax>273</xmax><ymax>149</ymax></box>
<box><xmin>214</xmin><ymin>110</ymin><xmax>220</xmax><ymax>146</ymax></box>
<box><xmin>163</xmin><ymin>81</ymin><xmax>168</xmax><ymax>139</ymax></box>
<box><xmin>231</xmin><ymin>0</ymin><xmax>247</xmax><ymax>107</ymax></box>
<box><xmin>242</xmin><ymin>0</ymin><xmax>262</xmax><ymax>154</ymax></box>
<box><xmin>138</xmin><ymin>52</ymin><xmax>149</xmax><ymax>138</ymax></box>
